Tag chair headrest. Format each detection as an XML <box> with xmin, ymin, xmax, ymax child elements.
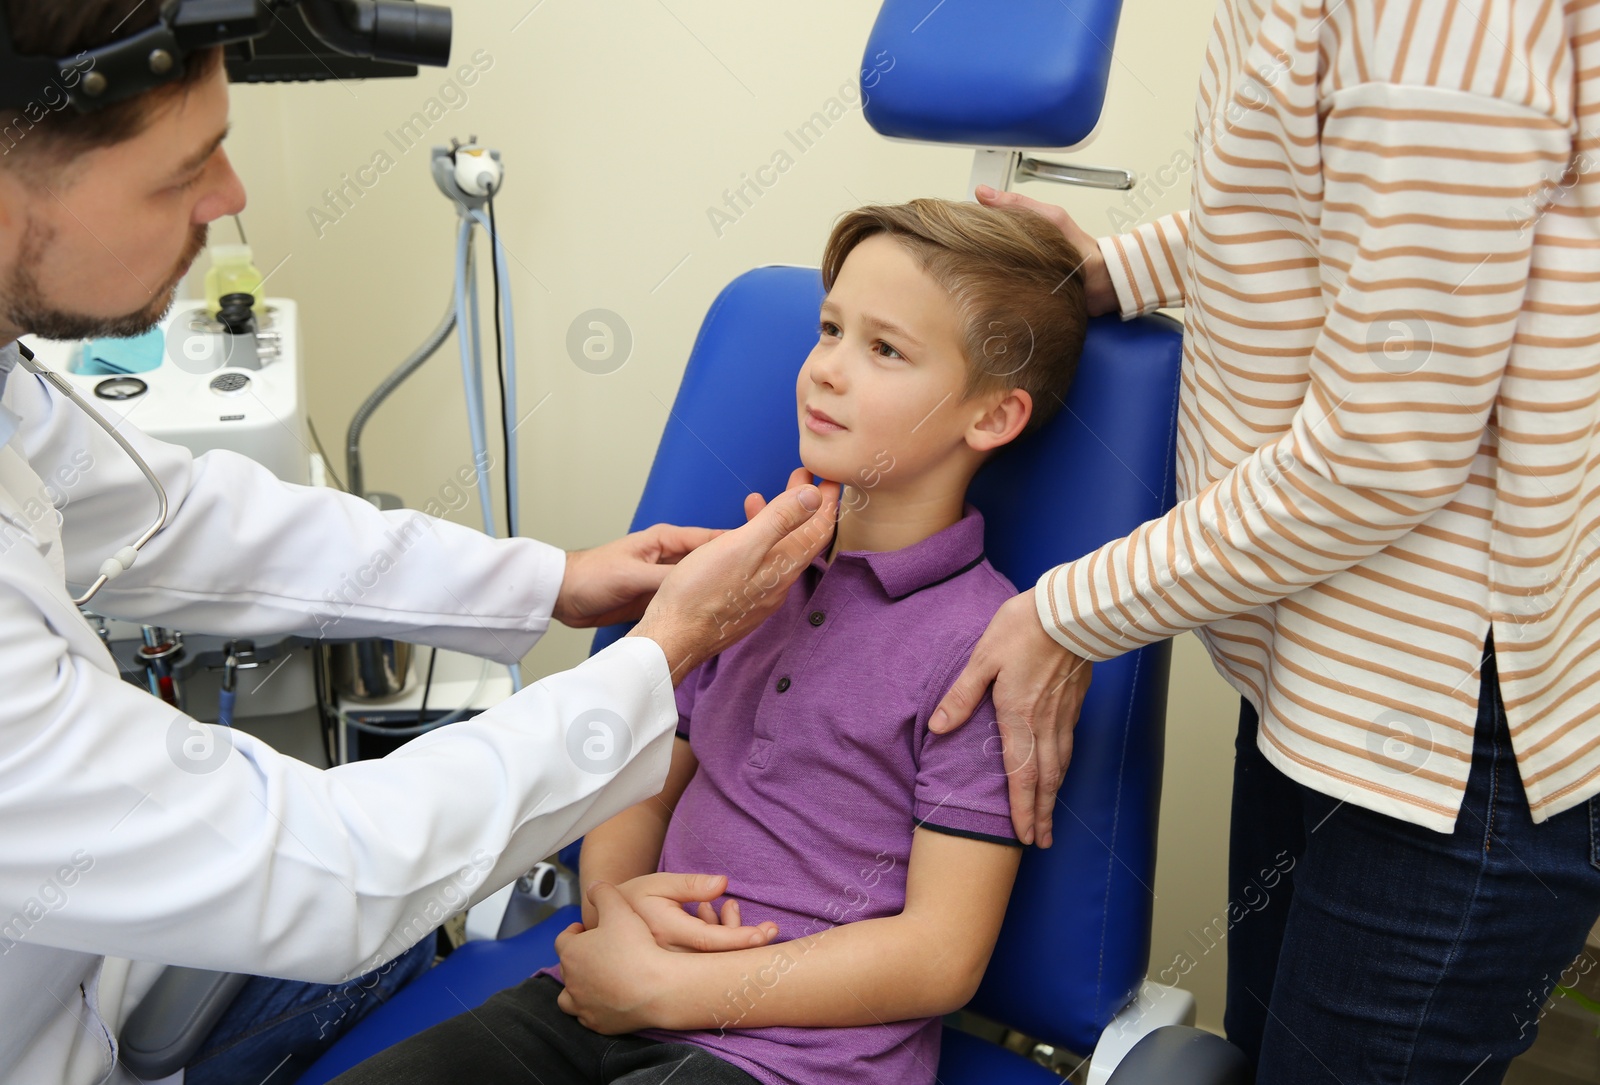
<box><xmin>860</xmin><ymin>0</ymin><xmax>1124</xmax><ymax>149</ymax></box>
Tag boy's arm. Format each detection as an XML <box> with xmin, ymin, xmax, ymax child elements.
<box><xmin>577</xmin><ymin>735</ymin><xmax>698</xmax><ymax>928</ymax></box>
<box><xmin>558</xmin><ymin>827</ymin><xmax>1022</xmax><ymax>1031</ymax></box>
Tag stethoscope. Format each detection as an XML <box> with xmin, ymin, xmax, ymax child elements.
<box><xmin>13</xmin><ymin>341</ymin><xmax>170</xmax><ymax>607</ymax></box>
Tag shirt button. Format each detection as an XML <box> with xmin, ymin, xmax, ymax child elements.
<box><xmin>809</xmin><ymin>610</ymin><xmax>826</xmax><ymax>626</ymax></box>
<box><xmin>775</xmin><ymin>676</ymin><xmax>791</xmax><ymax>692</ymax></box>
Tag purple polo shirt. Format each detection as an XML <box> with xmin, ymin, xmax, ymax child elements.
<box><xmin>545</xmin><ymin>505</ymin><xmax>1020</xmax><ymax>1085</ymax></box>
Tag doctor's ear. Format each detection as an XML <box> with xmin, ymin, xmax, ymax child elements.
<box><xmin>966</xmin><ymin>388</ymin><xmax>1032</xmax><ymax>453</ymax></box>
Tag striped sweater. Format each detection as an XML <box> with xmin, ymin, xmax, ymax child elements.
<box><xmin>1033</xmin><ymin>0</ymin><xmax>1600</xmax><ymax>831</ymax></box>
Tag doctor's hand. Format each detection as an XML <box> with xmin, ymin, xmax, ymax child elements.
<box><xmin>556</xmin><ymin>882</ymin><xmax>682</xmax><ymax>1034</ymax></box>
<box><xmin>974</xmin><ymin>185</ymin><xmax>1117</xmax><ymax>318</ymax></box>
<box><xmin>742</xmin><ymin>466</ymin><xmax>814</xmax><ymax>522</ymax></box>
<box><xmin>554</xmin><ymin>523</ymin><xmax>723</xmax><ymax>628</ymax></box>
<box><xmin>613</xmin><ymin>872</ymin><xmax>779</xmax><ymax>952</ymax></box>
<box><xmin>929</xmin><ymin>590</ymin><xmax>1093</xmax><ymax>848</ymax></box>
<box><xmin>628</xmin><ymin>480</ymin><xmax>840</xmax><ymax>685</ymax></box>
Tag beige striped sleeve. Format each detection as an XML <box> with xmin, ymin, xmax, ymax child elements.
<box><xmin>1037</xmin><ymin>84</ymin><xmax>1571</xmax><ymax>661</ymax></box>
<box><xmin>1098</xmin><ymin>211</ymin><xmax>1190</xmax><ymax>318</ymax></box>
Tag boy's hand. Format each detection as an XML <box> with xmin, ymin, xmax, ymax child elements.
<box><xmin>614</xmin><ymin>872</ymin><xmax>779</xmax><ymax>952</ymax></box>
<box><xmin>974</xmin><ymin>185</ymin><xmax>1117</xmax><ymax>318</ymax></box>
<box><xmin>555</xmin><ymin>523</ymin><xmax>724</xmax><ymax>628</ymax></box>
<box><xmin>556</xmin><ymin>883</ymin><xmax>675</xmax><ymax>1034</ymax></box>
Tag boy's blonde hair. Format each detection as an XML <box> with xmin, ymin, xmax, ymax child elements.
<box><xmin>821</xmin><ymin>198</ymin><xmax>1087</xmax><ymax>437</ymax></box>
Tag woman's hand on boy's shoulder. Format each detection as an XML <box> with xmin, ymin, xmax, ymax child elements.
<box><xmin>929</xmin><ymin>591</ymin><xmax>1093</xmax><ymax>849</ymax></box>
<box><xmin>614</xmin><ymin>871</ymin><xmax>779</xmax><ymax>952</ymax></box>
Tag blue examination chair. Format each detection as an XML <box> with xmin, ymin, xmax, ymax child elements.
<box><xmin>298</xmin><ymin>0</ymin><xmax>1259</xmax><ymax>1075</ymax></box>
<box><xmin>301</xmin><ymin>263</ymin><xmax>1237</xmax><ymax>1082</ymax></box>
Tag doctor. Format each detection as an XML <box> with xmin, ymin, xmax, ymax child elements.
<box><xmin>0</xmin><ymin>8</ymin><xmax>841</xmax><ymax>1085</ymax></box>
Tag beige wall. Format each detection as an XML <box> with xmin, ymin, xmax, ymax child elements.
<box><xmin>203</xmin><ymin>0</ymin><xmax>1238</xmax><ymax>1039</ymax></box>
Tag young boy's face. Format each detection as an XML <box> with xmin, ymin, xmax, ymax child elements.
<box><xmin>797</xmin><ymin>234</ymin><xmax>998</xmax><ymax>491</ymax></box>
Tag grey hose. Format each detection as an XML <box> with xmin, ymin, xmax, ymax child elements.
<box><xmin>345</xmin><ymin>266</ymin><xmax>463</xmax><ymax>501</ymax></box>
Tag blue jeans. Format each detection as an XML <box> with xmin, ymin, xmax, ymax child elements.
<box><xmin>1225</xmin><ymin>631</ymin><xmax>1600</xmax><ymax>1083</ymax></box>
<box><xmin>183</xmin><ymin>933</ymin><xmax>435</xmax><ymax>1085</ymax></box>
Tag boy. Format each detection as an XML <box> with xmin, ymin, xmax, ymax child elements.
<box><xmin>332</xmin><ymin>198</ymin><xmax>1087</xmax><ymax>1085</ymax></box>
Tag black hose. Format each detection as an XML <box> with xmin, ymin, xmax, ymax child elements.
<box><xmin>345</xmin><ymin>266</ymin><xmax>462</xmax><ymax>501</ymax></box>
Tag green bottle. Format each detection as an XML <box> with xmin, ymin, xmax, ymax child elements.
<box><xmin>203</xmin><ymin>243</ymin><xmax>264</xmax><ymax>317</ymax></box>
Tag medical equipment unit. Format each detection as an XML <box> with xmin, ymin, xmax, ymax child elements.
<box><xmin>0</xmin><ymin>0</ymin><xmax>466</xmax><ymax>738</ymax></box>
<box><xmin>24</xmin><ymin>292</ymin><xmax>372</xmax><ymax>738</ymax></box>
<box><xmin>295</xmin><ymin>2</ymin><xmax>1250</xmax><ymax>1083</ymax></box>
<box><xmin>22</xmin><ymin>196</ymin><xmax>528</xmax><ymax>760</ymax></box>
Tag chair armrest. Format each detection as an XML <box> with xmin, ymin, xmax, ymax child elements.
<box><xmin>117</xmin><ymin>967</ymin><xmax>249</xmax><ymax>1079</ymax></box>
<box><xmin>1104</xmin><ymin>1026</ymin><xmax>1251</xmax><ymax>1085</ymax></box>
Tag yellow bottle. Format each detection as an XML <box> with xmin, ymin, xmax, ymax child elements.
<box><xmin>203</xmin><ymin>243</ymin><xmax>264</xmax><ymax>317</ymax></box>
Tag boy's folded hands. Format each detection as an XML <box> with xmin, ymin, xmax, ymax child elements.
<box><xmin>555</xmin><ymin>875</ymin><xmax>778</xmax><ymax>1034</ymax></box>
<box><xmin>610</xmin><ymin>871</ymin><xmax>779</xmax><ymax>952</ymax></box>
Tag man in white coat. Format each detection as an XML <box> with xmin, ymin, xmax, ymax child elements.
<box><xmin>0</xmin><ymin>7</ymin><xmax>841</xmax><ymax>1084</ymax></box>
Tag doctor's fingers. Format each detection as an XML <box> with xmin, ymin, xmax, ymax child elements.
<box><xmin>634</xmin><ymin>522</ymin><xmax>724</xmax><ymax>563</ymax></box>
<box><xmin>744</xmin><ymin>467</ymin><xmax>820</xmax><ymax>523</ymax></box>
<box><xmin>755</xmin><ymin>480</ymin><xmax>840</xmax><ymax>573</ymax></box>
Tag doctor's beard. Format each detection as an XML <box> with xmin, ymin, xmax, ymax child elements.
<box><xmin>2</xmin><ymin>215</ymin><xmax>207</xmax><ymax>341</ymax></box>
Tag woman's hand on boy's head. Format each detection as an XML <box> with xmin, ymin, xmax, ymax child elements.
<box><xmin>974</xmin><ymin>185</ymin><xmax>1117</xmax><ymax>318</ymax></box>
<box><xmin>613</xmin><ymin>871</ymin><xmax>779</xmax><ymax>953</ymax></box>
<box><xmin>929</xmin><ymin>590</ymin><xmax>1093</xmax><ymax>849</ymax></box>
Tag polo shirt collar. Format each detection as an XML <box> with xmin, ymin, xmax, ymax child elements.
<box><xmin>818</xmin><ymin>503</ymin><xmax>988</xmax><ymax>600</ymax></box>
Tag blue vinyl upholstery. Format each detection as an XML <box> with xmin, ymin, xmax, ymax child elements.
<box><xmin>860</xmin><ymin>0</ymin><xmax>1124</xmax><ymax>149</ymax></box>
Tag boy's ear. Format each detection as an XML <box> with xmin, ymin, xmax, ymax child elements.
<box><xmin>967</xmin><ymin>388</ymin><xmax>1033</xmax><ymax>453</ymax></box>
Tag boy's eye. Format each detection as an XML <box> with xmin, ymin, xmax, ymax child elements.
<box><xmin>816</xmin><ymin>320</ymin><xmax>906</xmax><ymax>361</ymax></box>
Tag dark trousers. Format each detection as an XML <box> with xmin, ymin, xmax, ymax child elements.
<box><xmin>328</xmin><ymin>974</ymin><xmax>760</xmax><ymax>1085</ymax></box>
<box><xmin>1225</xmin><ymin>632</ymin><xmax>1600</xmax><ymax>1083</ymax></box>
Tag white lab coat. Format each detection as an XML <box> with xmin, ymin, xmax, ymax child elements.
<box><xmin>0</xmin><ymin>343</ymin><xmax>677</xmax><ymax>1085</ymax></box>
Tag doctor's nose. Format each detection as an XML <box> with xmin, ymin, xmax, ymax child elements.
<box><xmin>194</xmin><ymin>149</ymin><xmax>248</xmax><ymax>225</ymax></box>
